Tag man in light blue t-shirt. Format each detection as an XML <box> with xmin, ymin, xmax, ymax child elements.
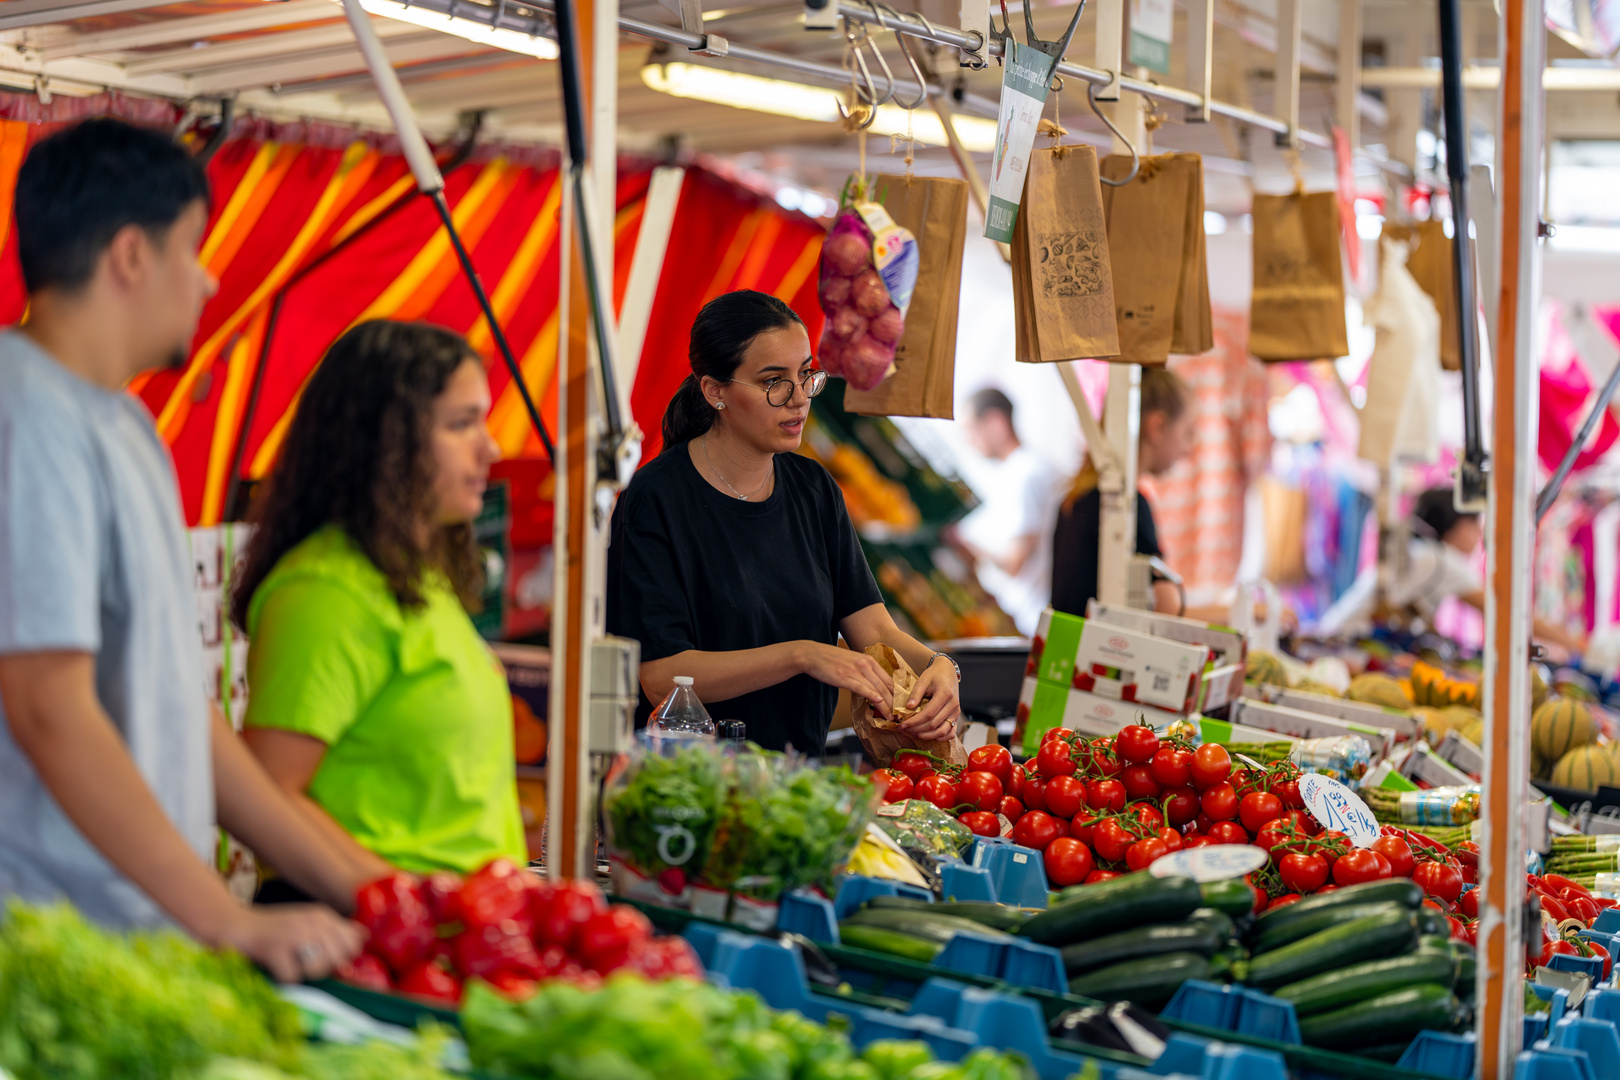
<box><xmin>0</xmin><ymin>119</ymin><xmax>384</xmax><ymax>981</ymax></box>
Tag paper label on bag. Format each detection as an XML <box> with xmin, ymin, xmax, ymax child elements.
<box><xmin>1299</xmin><ymin>772</ymin><xmax>1380</xmax><ymax>847</ymax></box>
<box><xmin>985</xmin><ymin>41</ymin><xmax>1056</xmax><ymax>243</ymax></box>
<box><xmin>856</xmin><ymin>201</ymin><xmax>920</xmax><ymax>315</ymax></box>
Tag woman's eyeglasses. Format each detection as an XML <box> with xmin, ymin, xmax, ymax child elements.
<box><xmin>731</xmin><ymin>369</ymin><xmax>828</xmax><ymax>408</ymax></box>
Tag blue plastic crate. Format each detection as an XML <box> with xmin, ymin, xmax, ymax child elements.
<box><xmin>969</xmin><ymin>838</ymin><xmax>1051</xmax><ymax>908</ymax></box>
<box><xmin>940</xmin><ymin>861</ymin><xmax>998</xmax><ymax>902</ymax></box>
<box><xmin>1550</xmin><ymin>951</ymin><xmax>1606</xmax><ymax>983</ymax></box>
<box><xmin>908</xmin><ymin>978</ymin><xmax>1089</xmax><ymax>1080</ymax></box>
<box><xmin>1594</xmin><ymin>907</ymin><xmax>1620</xmax><ymax>935</ymax></box>
<box><xmin>1149</xmin><ymin>1032</ymin><xmax>1288</xmax><ymax>1080</ymax></box>
<box><xmin>833</xmin><ymin>874</ymin><xmax>933</xmax><ymax>920</ymax></box>
<box><xmin>1545</xmin><ymin>1015</ymin><xmax>1620</xmax><ymax>1077</ymax></box>
<box><xmin>1584</xmin><ymin>986</ymin><xmax>1620</xmax><ymax>1025</ymax></box>
<box><xmin>1159</xmin><ymin>980</ymin><xmax>1301</xmax><ymax>1045</ymax></box>
<box><xmin>777</xmin><ymin>888</ymin><xmax>840</xmax><ymax>944</ymax></box>
<box><xmin>1396</xmin><ymin>1030</ymin><xmax>1476</xmax><ymax>1080</ymax></box>
<box><xmin>1515</xmin><ymin>1046</ymin><xmax>1599</xmax><ymax>1080</ymax></box>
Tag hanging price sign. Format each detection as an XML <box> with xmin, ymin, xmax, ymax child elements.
<box><xmin>1149</xmin><ymin>844</ymin><xmax>1268</xmax><ymax>883</ymax></box>
<box><xmin>1299</xmin><ymin>773</ymin><xmax>1380</xmax><ymax>847</ymax></box>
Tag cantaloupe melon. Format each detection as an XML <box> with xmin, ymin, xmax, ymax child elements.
<box><xmin>1551</xmin><ymin>744</ymin><xmax>1620</xmax><ymax>791</ymax></box>
<box><xmin>1441</xmin><ymin>706</ymin><xmax>1482</xmax><ymax>735</ymax></box>
<box><xmin>1246</xmin><ymin>651</ymin><xmax>1288</xmax><ymax>687</ymax></box>
<box><xmin>1458</xmin><ymin>717</ymin><xmax>1484</xmax><ymax>747</ymax></box>
<box><xmin>1414</xmin><ymin>707</ymin><xmax>1451</xmax><ymax>743</ymax></box>
<box><xmin>1348</xmin><ymin>673</ymin><xmax>1412</xmax><ymax>710</ymax></box>
<box><xmin>1531</xmin><ymin>666</ymin><xmax>1551</xmax><ymax>713</ymax></box>
<box><xmin>1295</xmin><ymin>679</ymin><xmax>1342</xmax><ymax>699</ymax></box>
<box><xmin>1532</xmin><ymin>747</ymin><xmax>1550</xmax><ymax>780</ymax></box>
<box><xmin>1532</xmin><ymin>698</ymin><xmax>1596</xmax><ymax>763</ymax></box>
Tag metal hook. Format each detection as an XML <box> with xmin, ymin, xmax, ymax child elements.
<box><xmin>854</xmin><ymin>1</ymin><xmax>897</xmax><ymax>107</ymax></box>
<box><xmin>879</xmin><ymin>4</ymin><xmax>931</xmax><ymax>109</ymax></box>
<box><xmin>1090</xmin><ymin>81</ymin><xmax>1140</xmax><ymax>185</ymax></box>
<box><xmin>837</xmin><ymin>17</ymin><xmax>881</xmax><ymax>127</ymax></box>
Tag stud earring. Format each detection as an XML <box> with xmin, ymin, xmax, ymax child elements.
<box><xmin>715</xmin><ymin>402</ymin><xmax>726</xmax><ymax>410</ymax></box>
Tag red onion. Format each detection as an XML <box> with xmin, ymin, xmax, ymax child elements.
<box><xmin>867</xmin><ymin>307</ymin><xmax>905</xmax><ymax>345</ymax></box>
<box><xmin>830</xmin><ymin>307</ymin><xmax>869</xmax><ymax>342</ymax></box>
<box><xmin>851</xmin><ymin>269</ymin><xmax>891</xmax><ymax>318</ymax></box>
<box><xmin>819</xmin><ymin>275</ymin><xmax>851</xmax><ymax>308</ymax></box>
<box><xmin>844</xmin><ymin>336</ymin><xmax>896</xmax><ymax>391</ymax></box>
<box><xmin>822</xmin><ymin>230</ymin><xmax>870</xmax><ymax>277</ymax></box>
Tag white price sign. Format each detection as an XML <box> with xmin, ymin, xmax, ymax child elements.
<box><xmin>1299</xmin><ymin>773</ymin><xmax>1380</xmax><ymax>848</ymax></box>
<box><xmin>1149</xmin><ymin>844</ymin><xmax>1268</xmax><ymax>883</ymax></box>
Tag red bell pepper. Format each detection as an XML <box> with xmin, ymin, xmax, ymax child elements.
<box><xmin>457</xmin><ymin>858</ymin><xmax>535</xmax><ymax>935</ymax></box>
<box><xmin>397</xmin><ymin>960</ymin><xmax>464</xmax><ymax>1005</ymax></box>
<box><xmin>454</xmin><ymin>920</ymin><xmax>546</xmax><ymax>982</ymax></box>
<box><xmin>354</xmin><ymin>873</ymin><xmax>436</xmax><ymax>975</ymax></box>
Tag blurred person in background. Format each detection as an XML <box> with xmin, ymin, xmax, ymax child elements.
<box><xmin>947</xmin><ymin>388</ymin><xmax>1064</xmax><ymax>637</ymax></box>
<box><xmin>1050</xmin><ymin>368</ymin><xmax>1195</xmax><ymax>616</ymax></box>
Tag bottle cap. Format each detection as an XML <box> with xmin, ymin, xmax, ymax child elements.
<box><xmin>674</xmin><ymin>676</ymin><xmax>694</xmax><ymax>687</ymax></box>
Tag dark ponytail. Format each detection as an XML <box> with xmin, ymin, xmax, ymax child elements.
<box><xmin>662</xmin><ymin>289</ymin><xmax>804</xmax><ymax>450</ymax></box>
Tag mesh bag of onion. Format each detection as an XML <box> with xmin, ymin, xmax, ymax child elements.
<box><xmin>817</xmin><ymin>198</ymin><xmax>919</xmax><ymax>391</ymax></box>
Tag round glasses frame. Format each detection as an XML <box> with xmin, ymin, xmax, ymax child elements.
<box><xmin>731</xmin><ymin>369</ymin><xmax>828</xmax><ymax>408</ymax></box>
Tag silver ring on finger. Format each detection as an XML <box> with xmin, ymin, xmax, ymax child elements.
<box><xmin>296</xmin><ymin>942</ymin><xmax>323</xmax><ymax>965</ymax></box>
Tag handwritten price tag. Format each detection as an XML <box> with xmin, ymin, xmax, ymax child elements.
<box><xmin>1149</xmin><ymin>844</ymin><xmax>1268</xmax><ymax>883</ymax></box>
<box><xmin>1299</xmin><ymin>773</ymin><xmax>1380</xmax><ymax>847</ymax></box>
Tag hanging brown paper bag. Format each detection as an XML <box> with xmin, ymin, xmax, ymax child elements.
<box><xmin>1010</xmin><ymin>144</ymin><xmax>1120</xmax><ymax>364</ymax></box>
<box><xmin>1168</xmin><ymin>154</ymin><xmax>1214</xmax><ymax>355</ymax></box>
<box><xmin>1382</xmin><ymin>220</ymin><xmax>1459</xmax><ymax>371</ymax></box>
<box><xmin>1100</xmin><ymin>153</ymin><xmax>1191</xmax><ymax>365</ymax></box>
<box><xmin>849</xmin><ymin>644</ymin><xmax>969</xmax><ymax>767</ymax></box>
<box><xmin>846</xmin><ymin>177</ymin><xmax>970</xmax><ymax>418</ymax></box>
<box><xmin>1250</xmin><ymin>189</ymin><xmax>1350</xmax><ymax>362</ymax></box>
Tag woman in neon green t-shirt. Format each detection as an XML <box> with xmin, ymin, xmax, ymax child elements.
<box><xmin>231</xmin><ymin>320</ymin><xmax>524</xmax><ymax>879</ymax></box>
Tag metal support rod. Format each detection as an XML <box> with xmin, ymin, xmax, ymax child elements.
<box><xmin>1187</xmin><ymin>0</ymin><xmax>1214</xmax><ymax>122</ymax></box>
<box><xmin>1440</xmin><ymin>0</ymin><xmax>1487</xmax><ymax>508</ymax></box>
<box><xmin>1478</xmin><ymin>0</ymin><xmax>1545</xmax><ymax>1065</ymax></box>
<box><xmin>1536</xmin><ymin>313</ymin><xmax>1620</xmax><ymax>522</ymax></box>
<box><xmin>339</xmin><ymin>0</ymin><xmax>556</xmax><ymax>464</ymax></box>
<box><xmin>1335</xmin><ymin>0</ymin><xmax>1360</xmax><ymax>148</ymax></box>
<box><xmin>1275</xmin><ymin>0</ymin><xmax>1302</xmax><ymax>147</ymax></box>
<box><xmin>592</xmin><ymin>3</ymin><xmax>1337</xmax><ymax>149</ymax></box>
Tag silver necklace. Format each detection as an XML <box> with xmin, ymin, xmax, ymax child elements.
<box><xmin>703</xmin><ymin>433</ymin><xmax>772</xmax><ymax>501</ymax></box>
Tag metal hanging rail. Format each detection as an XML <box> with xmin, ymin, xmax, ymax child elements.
<box><xmin>524</xmin><ymin>0</ymin><xmax>1334</xmax><ymax>150</ymax></box>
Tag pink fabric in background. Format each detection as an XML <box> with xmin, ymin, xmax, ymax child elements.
<box><xmin>1539</xmin><ymin>301</ymin><xmax>1620</xmax><ymax>476</ymax></box>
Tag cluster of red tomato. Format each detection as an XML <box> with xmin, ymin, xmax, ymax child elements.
<box><xmin>339</xmin><ymin>858</ymin><xmax>700</xmax><ymax>1005</ymax></box>
<box><xmin>871</xmin><ymin>726</ymin><xmax>1481</xmax><ymax>936</ymax></box>
<box><xmin>1528</xmin><ymin>873</ymin><xmax>1618</xmax><ymax>978</ymax></box>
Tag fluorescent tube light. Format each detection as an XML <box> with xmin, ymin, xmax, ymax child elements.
<box><xmin>352</xmin><ymin>0</ymin><xmax>558</xmax><ymax>59</ymax></box>
<box><xmin>641</xmin><ymin>62</ymin><xmax>998</xmax><ymax>153</ymax></box>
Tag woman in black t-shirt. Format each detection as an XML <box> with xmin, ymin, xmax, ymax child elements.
<box><xmin>606</xmin><ymin>290</ymin><xmax>960</xmax><ymax>754</ymax></box>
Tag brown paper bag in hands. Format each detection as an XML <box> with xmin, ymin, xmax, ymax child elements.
<box><xmin>1012</xmin><ymin>145</ymin><xmax>1120</xmax><ymax>364</ymax></box>
<box><xmin>850</xmin><ymin>644</ymin><xmax>969</xmax><ymax>768</ymax></box>
<box><xmin>846</xmin><ymin>177</ymin><xmax>969</xmax><ymax>418</ymax></box>
<box><xmin>1250</xmin><ymin>189</ymin><xmax>1350</xmax><ymax>362</ymax></box>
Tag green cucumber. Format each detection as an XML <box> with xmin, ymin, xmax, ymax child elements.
<box><xmin>1066</xmin><ymin>951</ymin><xmax>1212</xmax><ymax>1007</ymax></box>
<box><xmin>1252</xmin><ymin>902</ymin><xmax>1410</xmax><ymax>954</ymax></box>
<box><xmin>1251</xmin><ymin>879</ymin><xmax>1423</xmax><ymax>941</ymax></box>
<box><xmin>1024</xmin><ymin>873</ymin><xmax>1204</xmax><ymax>946</ymax></box>
<box><xmin>839</xmin><ymin>924</ymin><xmax>943</xmax><ymax>963</ymax></box>
<box><xmin>1420</xmin><ymin>934</ymin><xmax>1453</xmax><ymax>952</ymax></box>
<box><xmin>1200</xmin><ymin>878</ymin><xmax>1259</xmax><ymax>918</ymax></box>
<box><xmin>1272</xmin><ymin>950</ymin><xmax>1457</xmax><ymax>1015</ymax></box>
<box><xmin>1448</xmin><ymin>941</ymin><xmax>1477</xmax><ymax>998</ymax></box>
<box><xmin>1255</xmin><ymin>900</ymin><xmax>1448</xmax><ymax>954</ymax></box>
<box><xmin>1299</xmin><ymin>984</ymin><xmax>1460</xmax><ymax>1049</ymax></box>
<box><xmin>840</xmin><ymin>908</ymin><xmax>1013</xmax><ymax>943</ymax></box>
<box><xmin>1060</xmin><ymin>912</ymin><xmax>1232</xmax><ymax>974</ymax></box>
<box><xmin>1239</xmin><ymin>909</ymin><xmax>1420</xmax><ymax>990</ymax></box>
<box><xmin>865</xmin><ymin>896</ymin><xmax>1031</xmax><ymax>933</ymax></box>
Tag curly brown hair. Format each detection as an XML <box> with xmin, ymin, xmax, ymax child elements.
<box><xmin>230</xmin><ymin>320</ymin><xmax>486</xmax><ymax>631</ymax></box>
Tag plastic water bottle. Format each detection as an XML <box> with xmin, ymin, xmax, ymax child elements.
<box><xmin>647</xmin><ymin>676</ymin><xmax>716</xmax><ymax>744</ymax></box>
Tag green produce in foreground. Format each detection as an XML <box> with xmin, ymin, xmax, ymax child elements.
<box><xmin>0</xmin><ymin>901</ymin><xmax>305</xmax><ymax>1080</ymax></box>
<box><xmin>461</xmin><ymin>973</ymin><xmax>1035</xmax><ymax>1080</ymax></box>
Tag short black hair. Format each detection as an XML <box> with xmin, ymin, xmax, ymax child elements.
<box><xmin>1412</xmin><ymin>486</ymin><xmax>1479</xmax><ymax>541</ymax></box>
<box><xmin>970</xmin><ymin>387</ymin><xmax>1014</xmax><ymax>422</ymax></box>
<box><xmin>15</xmin><ymin>117</ymin><xmax>210</xmax><ymax>294</ymax></box>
